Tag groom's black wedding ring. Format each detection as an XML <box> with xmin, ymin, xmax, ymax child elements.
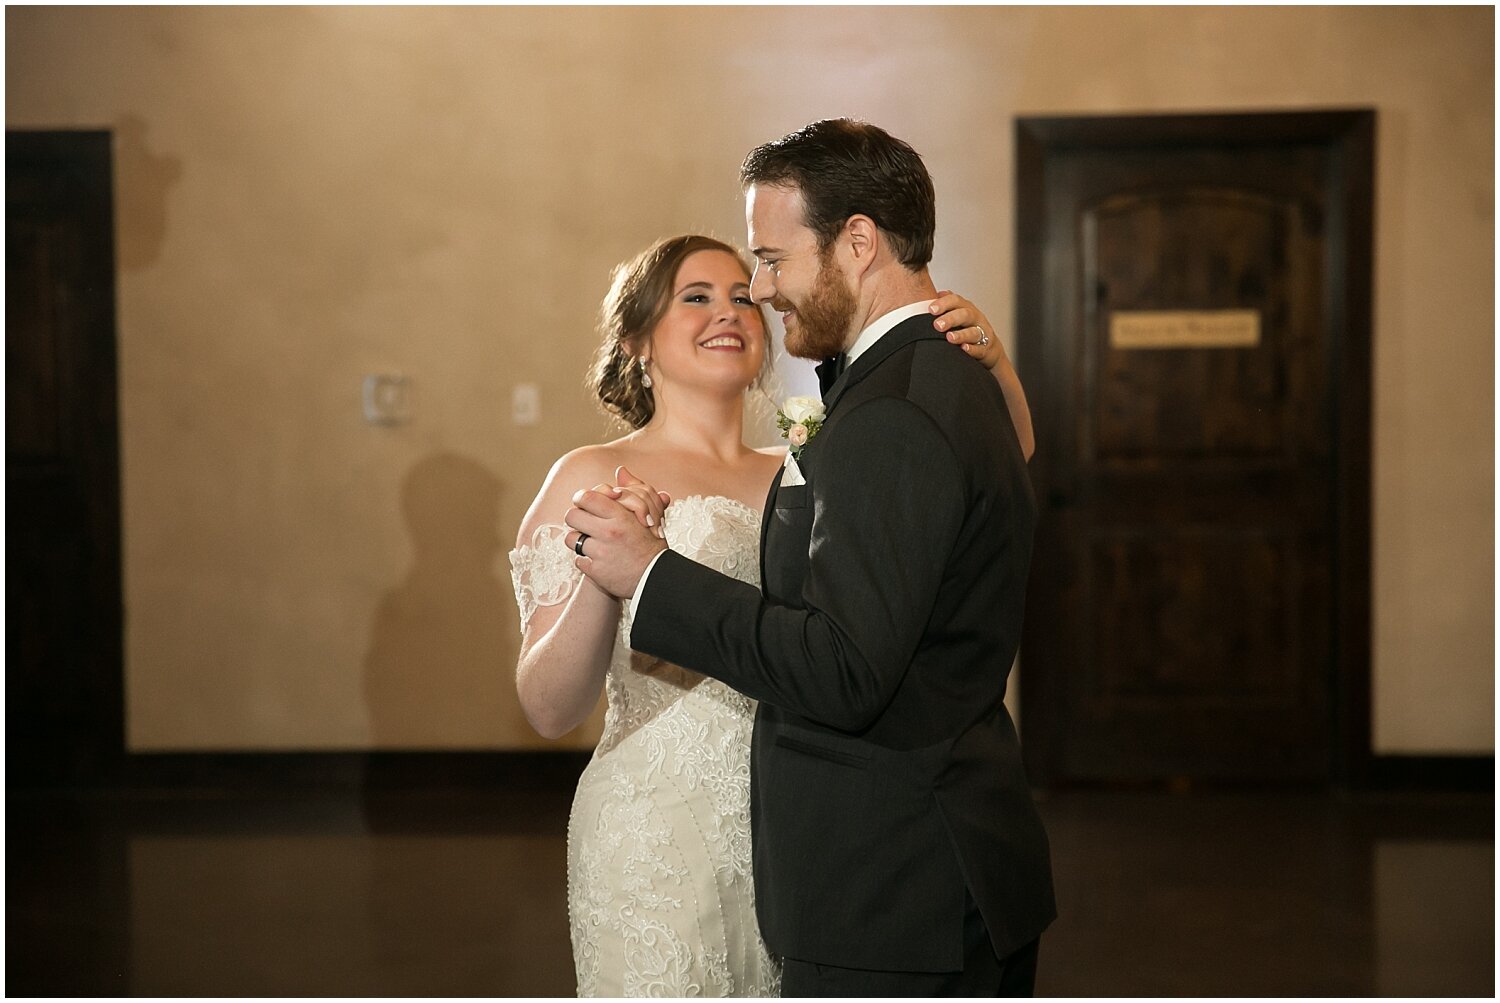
<box><xmin>574</xmin><ymin>533</ymin><xmax>589</xmax><ymax>556</ymax></box>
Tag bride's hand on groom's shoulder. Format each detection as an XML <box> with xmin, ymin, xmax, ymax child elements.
<box><xmin>930</xmin><ymin>291</ymin><xmax>1010</xmax><ymax>372</ymax></box>
<box><xmin>930</xmin><ymin>291</ymin><xmax>1035</xmax><ymax>461</ymax></box>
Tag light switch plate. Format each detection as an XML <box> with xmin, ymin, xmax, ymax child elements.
<box><xmin>363</xmin><ymin>374</ymin><xmax>411</xmax><ymax>425</ymax></box>
<box><xmin>512</xmin><ymin>383</ymin><xmax>540</xmax><ymax>426</ymax></box>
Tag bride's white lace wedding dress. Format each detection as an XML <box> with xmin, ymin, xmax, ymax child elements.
<box><xmin>509</xmin><ymin>495</ymin><xmax>781</xmax><ymax>998</ymax></box>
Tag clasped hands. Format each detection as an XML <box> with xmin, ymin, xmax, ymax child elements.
<box><xmin>566</xmin><ymin>466</ymin><xmax>671</xmax><ymax>599</ymax></box>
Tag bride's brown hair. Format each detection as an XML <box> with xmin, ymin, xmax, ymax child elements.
<box><xmin>590</xmin><ymin>234</ymin><xmax>769</xmax><ymax>429</ymax></box>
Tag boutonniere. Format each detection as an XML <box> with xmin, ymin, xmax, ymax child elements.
<box><xmin>776</xmin><ymin>395</ymin><xmax>826</xmax><ymax>460</ymax></box>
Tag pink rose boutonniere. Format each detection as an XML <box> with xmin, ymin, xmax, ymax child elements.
<box><xmin>776</xmin><ymin>395</ymin><xmax>825</xmax><ymax>461</ymax></box>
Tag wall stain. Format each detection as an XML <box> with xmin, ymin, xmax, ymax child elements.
<box><xmin>113</xmin><ymin>114</ymin><xmax>182</xmax><ymax>273</ymax></box>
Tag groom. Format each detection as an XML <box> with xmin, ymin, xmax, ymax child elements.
<box><xmin>568</xmin><ymin>119</ymin><xmax>1054</xmax><ymax>995</ymax></box>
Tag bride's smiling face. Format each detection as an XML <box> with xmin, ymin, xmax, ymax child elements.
<box><xmin>643</xmin><ymin>249</ymin><xmax>766</xmax><ymax>398</ymax></box>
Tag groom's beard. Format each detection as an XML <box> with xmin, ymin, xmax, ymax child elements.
<box><xmin>778</xmin><ymin>253</ymin><xmax>858</xmax><ymax>361</ymax></box>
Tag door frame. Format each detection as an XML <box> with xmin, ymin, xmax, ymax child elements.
<box><xmin>1014</xmin><ymin>109</ymin><xmax>1375</xmax><ymax>787</ymax></box>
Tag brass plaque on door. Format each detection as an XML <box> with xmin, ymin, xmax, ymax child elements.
<box><xmin>1109</xmin><ymin>310</ymin><xmax>1261</xmax><ymax>350</ymax></box>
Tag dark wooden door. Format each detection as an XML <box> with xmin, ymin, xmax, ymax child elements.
<box><xmin>1016</xmin><ymin>112</ymin><xmax>1373</xmax><ymax>785</ymax></box>
<box><xmin>7</xmin><ymin>131</ymin><xmax>125</xmax><ymax>787</ymax></box>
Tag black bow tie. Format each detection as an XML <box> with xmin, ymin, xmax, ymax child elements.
<box><xmin>815</xmin><ymin>353</ymin><xmax>847</xmax><ymax>397</ymax></box>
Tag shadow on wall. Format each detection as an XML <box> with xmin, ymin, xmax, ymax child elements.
<box><xmin>363</xmin><ymin>451</ymin><xmax>534</xmax><ymax>748</ymax></box>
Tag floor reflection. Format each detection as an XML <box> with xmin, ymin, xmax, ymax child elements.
<box><xmin>6</xmin><ymin>780</ymin><xmax>1492</xmax><ymax>996</ymax></box>
<box><xmin>128</xmin><ymin>824</ymin><xmax>571</xmax><ymax>995</ymax></box>
<box><xmin>1375</xmin><ymin>839</ymin><xmax>1493</xmax><ymax>996</ymax></box>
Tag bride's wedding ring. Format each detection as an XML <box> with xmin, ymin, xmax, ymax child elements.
<box><xmin>976</xmin><ymin>326</ymin><xmax>991</xmax><ymax>347</ymax></box>
<box><xmin>574</xmin><ymin>533</ymin><xmax>589</xmax><ymax>556</ymax></box>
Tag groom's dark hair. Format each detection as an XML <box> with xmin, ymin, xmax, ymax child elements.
<box><xmin>739</xmin><ymin>118</ymin><xmax>935</xmax><ymax>269</ymax></box>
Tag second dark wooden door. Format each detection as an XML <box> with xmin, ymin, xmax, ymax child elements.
<box><xmin>1017</xmin><ymin>112</ymin><xmax>1374</xmax><ymax>785</ymax></box>
<box><xmin>6</xmin><ymin>131</ymin><xmax>125</xmax><ymax>787</ymax></box>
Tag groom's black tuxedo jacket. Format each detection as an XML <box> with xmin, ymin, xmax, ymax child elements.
<box><xmin>632</xmin><ymin>314</ymin><xmax>1055</xmax><ymax>972</ymax></box>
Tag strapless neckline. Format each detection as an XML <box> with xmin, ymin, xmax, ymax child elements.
<box><xmin>667</xmin><ymin>494</ymin><xmax>762</xmax><ymax>522</ymax></box>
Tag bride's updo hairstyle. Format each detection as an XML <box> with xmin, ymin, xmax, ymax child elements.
<box><xmin>590</xmin><ymin>234</ymin><xmax>769</xmax><ymax>429</ymax></box>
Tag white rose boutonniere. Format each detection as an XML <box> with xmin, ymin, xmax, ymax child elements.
<box><xmin>776</xmin><ymin>395</ymin><xmax>826</xmax><ymax>461</ymax></box>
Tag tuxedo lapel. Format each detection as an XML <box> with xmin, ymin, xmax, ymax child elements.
<box><xmin>759</xmin><ymin>464</ymin><xmax>784</xmax><ymax>583</ymax></box>
<box><xmin>758</xmin><ymin>314</ymin><xmax>947</xmax><ymax>602</ymax></box>
<box><xmin>822</xmin><ymin>315</ymin><xmax>946</xmax><ymax>414</ymax></box>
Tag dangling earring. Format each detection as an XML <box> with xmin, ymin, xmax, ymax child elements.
<box><xmin>639</xmin><ymin>357</ymin><xmax>653</xmax><ymax>389</ymax></box>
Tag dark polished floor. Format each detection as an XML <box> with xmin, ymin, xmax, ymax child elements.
<box><xmin>7</xmin><ymin>767</ymin><xmax>1493</xmax><ymax>997</ymax></box>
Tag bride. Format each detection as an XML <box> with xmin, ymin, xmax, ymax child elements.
<box><xmin>508</xmin><ymin>234</ymin><xmax>1029</xmax><ymax>997</ymax></box>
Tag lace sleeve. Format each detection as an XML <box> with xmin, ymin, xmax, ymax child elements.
<box><xmin>507</xmin><ymin>523</ymin><xmax>583</xmax><ymax>633</ymax></box>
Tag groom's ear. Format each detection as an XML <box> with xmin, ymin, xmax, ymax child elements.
<box><xmin>843</xmin><ymin>214</ymin><xmax>880</xmax><ymax>277</ymax></box>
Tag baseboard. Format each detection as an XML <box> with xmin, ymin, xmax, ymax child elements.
<box><xmin>1360</xmin><ymin>754</ymin><xmax>1494</xmax><ymax>792</ymax></box>
<box><xmin>9</xmin><ymin>749</ymin><xmax>593</xmax><ymax>797</ymax></box>
<box><xmin>15</xmin><ymin>749</ymin><xmax>1490</xmax><ymax>797</ymax></box>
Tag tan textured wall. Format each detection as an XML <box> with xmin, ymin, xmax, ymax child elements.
<box><xmin>7</xmin><ymin>6</ymin><xmax>1492</xmax><ymax>753</ymax></box>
